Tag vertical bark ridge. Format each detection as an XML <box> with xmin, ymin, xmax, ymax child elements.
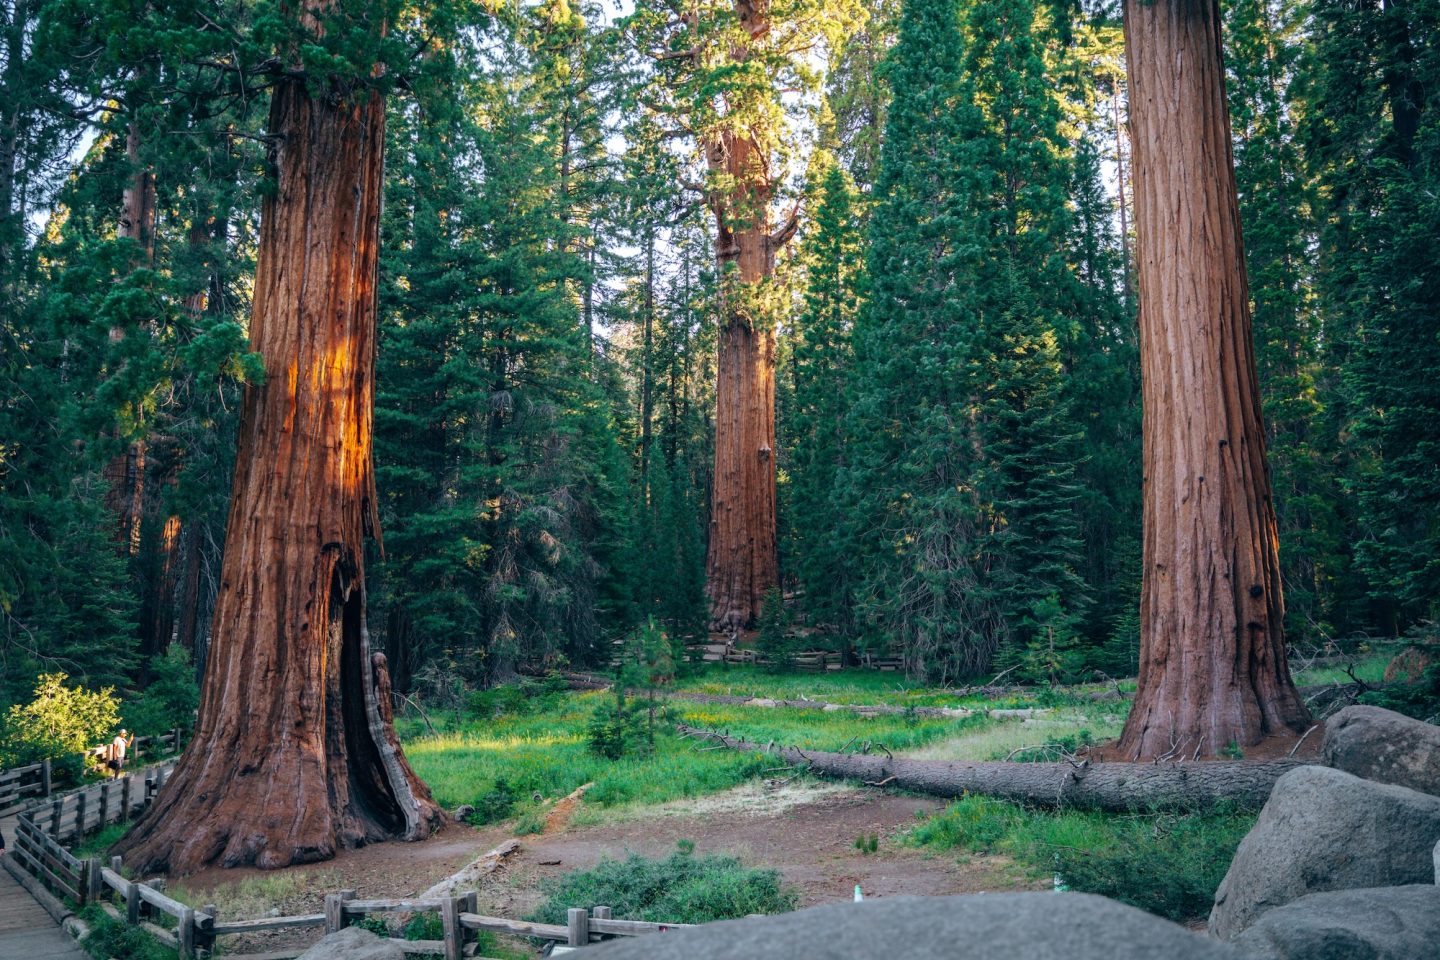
<box><xmin>1117</xmin><ymin>0</ymin><xmax>1309</xmax><ymax>760</ymax></box>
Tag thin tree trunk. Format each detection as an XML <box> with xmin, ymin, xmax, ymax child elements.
<box><xmin>102</xmin><ymin>123</ymin><xmax>156</xmax><ymax>555</ymax></box>
<box><xmin>640</xmin><ymin>226</ymin><xmax>655</xmax><ymax>495</ymax></box>
<box><xmin>680</xmin><ymin>726</ymin><xmax>1307</xmax><ymax>810</ymax></box>
<box><xmin>174</xmin><ymin>520</ymin><xmax>203</xmax><ymax>653</ymax></box>
<box><xmin>140</xmin><ymin>219</ymin><xmax>214</xmax><ymax>660</ymax></box>
<box><xmin>0</xmin><ymin>0</ymin><xmax>27</xmax><ymax>282</ymax></box>
<box><xmin>1110</xmin><ymin>74</ymin><xmax>1132</xmax><ymax>313</ymax></box>
<box><xmin>114</xmin><ymin>21</ymin><xmax>442</xmax><ymax>873</ymax></box>
<box><xmin>1117</xmin><ymin>0</ymin><xmax>1309</xmax><ymax>760</ymax></box>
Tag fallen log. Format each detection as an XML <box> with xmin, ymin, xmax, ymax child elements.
<box><xmin>677</xmin><ymin>725</ymin><xmax>1310</xmax><ymax>811</ymax></box>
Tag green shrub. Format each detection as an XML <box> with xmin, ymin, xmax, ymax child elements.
<box><xmin>585</xmin><ymin>692</ymin><xmax>651</xmax><ymax>760</ymax></box>
<box><xmin>755</xmin><ymin>588</ymin><xmax>796</xmax><ymax>672</ymax></box>
<box><xmin>0</xmin><ymin>673</ymin><xmax>120</xmax><ymax>769</ymax></box>
<box><xmin>907</xmin><ymin>796</ymin><xmax>1255</xmax><ymax>921</ymax></box>
<box><xmin>403</xmin><ymin>913</ymin><xmax>444</xmax><ymax>940</ymax></box>
<box><xmin>78</xmin><ymin>909</ymin><xmax>175</xmax><ymax>960</ymax></box>
<box><xmin>1046</xmin><ymin>812</ymin><xmax>1253</xmax><ymax>921</ymax></box>
<box><xmin>352</xmin><ymin>915</ymin><xmax>392</xmax><ymax>937</ymax></box>
<box><xmin>906</xmin><ymin>793</ymin><xmax>1025</xmax><ymax>852</ymax></box>
<box><xmin>466</xmin><ymin>676</ymin><xmax>571</xmax><ymax>721</ymax></box>
<box><xmin>469</xmin><ymin>778</ymin><xmax>518</xmax><ymax>825</ymax></box>
<box><xmin>528</xmin><ymin>843</ymin><xmax>797</xmax><ymax>926</ymax></box>
<box><xmin>1359</xmin><ymin>663</ymin><xmax>1440</xmax><ymax>722</ymax></box>
<box><xmin>466</xmin><ymin>685</ymin><xmax>532</xmax><ymax>720</ymax></box>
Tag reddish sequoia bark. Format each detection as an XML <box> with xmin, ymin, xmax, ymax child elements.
<box><xmin>102</xmin><ymin>124</ymin><xmax>156</xmax><ymax>555</ymax></box>
<box><xmin>114</xmin><ymin>21</ymin><xmax>442</xmax><ymax>873</ymax></box>
<box><xmin>1116</xmin><ymin>0</ymin><xmax>1310</xmax><ymax>760</ymax></box>
<box><xmin>703</xmin><ymin>0</ymin><xmax>791</xmax><ymax>631</ymax></box>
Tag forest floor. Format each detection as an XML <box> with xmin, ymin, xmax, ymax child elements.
<box><xmin>172</xmin><ymin>781</ymin><xmax>1036</xmax><ymax>955</ymax></box>
<box><xmin>160</xmin><ymin>656</ymin><xmax>1385</xmax><ymax>954</ymax></box>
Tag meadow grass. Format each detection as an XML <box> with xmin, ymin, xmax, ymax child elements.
<box><xmin>669</xmin><ymin>663</ymin><xmax>1132</xmax><ymax>708</ymax></box>
<box><xmin>669</xmin><ymin>666</ymin><xmax>944</xmax><ymax>705</ymax></box>
<box><xmin>901</xmin><ymin>706</ymin><xmax>1126</xmax><ymax>762</ymax></box>
<box><xmin>400</xmin><ymin>689</ymin><xmax>986</xmax><ymax>813</ymax></box>
<box><xmin>1292</xmin><ymin>651</ymin><xmax>1392</xmax><ymax>686</ymax></box>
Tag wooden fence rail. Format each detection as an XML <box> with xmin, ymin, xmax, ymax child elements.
<box><xmin>8</xmin><ymin>754</ymin><xmax>698</xmax><ymax>959</ymax></box>
<box><xmin>0</xmin><ymin>759</ymin><xmax>51</xmax><ymax>816</ymax></box>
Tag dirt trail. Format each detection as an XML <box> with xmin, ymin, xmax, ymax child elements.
<box><xmin>178</xmin><ymin>784</ymin><xmax>1038</xmax><ymax>955</ymax></box>
<box><xmin>486</xmin><ymin>788</ymin><xmax>1040</xmax><ymax>915</ymax></box>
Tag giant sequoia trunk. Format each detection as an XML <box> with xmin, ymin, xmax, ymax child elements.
<box><xmin>114</xmin><ymin>27</ymin><xmax>442</xmax><ymax>874</ymax></box>
<box><xmin>1117</xmin><ymin>0</ymin><xmax>1310</xmax><ymax>759</ymax></box>
<box><xmin>703</xmin><ymin>0</ymin><xmax>787</xmax><ymax>631</ymax></box>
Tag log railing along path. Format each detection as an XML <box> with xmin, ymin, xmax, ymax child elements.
<box><xmin>0</xmin><ymin>813</ymin><xmax>87</xmax><ymax>960</ymax></box>
<box><xmin>5</xmin><ymin>758</ymin><xmax>695</xmax><ymax>959</ymax></box>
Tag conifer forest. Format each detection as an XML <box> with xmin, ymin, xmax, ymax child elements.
<box><xmin>1</xmin><ymin>0</ymin><xmax>1439</xmax><ymax>888</ymax></box>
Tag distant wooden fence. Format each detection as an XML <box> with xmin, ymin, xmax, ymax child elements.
<box><xmin>0</xmin><ymin>727</ymin><xmax>188</xmax><ymax>817</ymax></box>
<box><xmin>0</xmin><ymin>759</ymin><xmax>52</xmax><ymax>816</ymax></box>
<box><xmin>6</xmin><ymin>758</ymin><xmax>695</xmax><ymax>959</ymax></box>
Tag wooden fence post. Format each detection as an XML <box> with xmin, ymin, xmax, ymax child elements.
<box><xmin>200</xmin><ymin>904</ymin><xmax>217</xmax><ymax>956</ymax></box>
<box><xmin>567</xmin><ymin>907</ymin><xmax>589</xmax><ymax>947</ymax></box>
<box><xmin>142</xmin><ymin>878</ymin><xmax>165</xmax><ymax>921</ymax></box>
<box><xmin>50</xmin><ymin>796</ymin><xmax>62</xmax><ymax>837</ymax></box>
<box><xmin>324</xmin><ymin>889</ymin><xmax>356</xmax><ymax>934</ymax></box>
<box><xmin>40</xmin><ymin>759</ymin><xmax>51</xmax><ymax>798</ymax></box>
<box><xmin>74</xmin><ymin>789</ymin><xmax>87</xmax><ymax>843</ymax></box>
<box><xmin>87</xmin><ymin>858</ymin><xmax>103</xmax><ymax>905</ymax></box>
<box><xmin>441</xmin><ymin>896</ymin><xmax>462</xmax><ymax>960</ymax></box>
<box><xmin>121</xmin><ymin>774</ymin><xmax>133</xmax><ymax>821</ymax></box>
<box><xmin>459</xmin><ymin>891</ymin><xmax>478</xmax><ymax>953</ymax></box>
<box><xmin>126</xmin><ymin>877</ymin><xmax>142</xmax><ymax>926</ymax></box>
<box><xmin>98</xmin><ymin>780</ymin><xmax>110</xmax><ymax>827</ymax></box>
<box><xmin>178</xmin><ymin>905</ymin><xmax>196</xmax><ymax>960</ymax></box>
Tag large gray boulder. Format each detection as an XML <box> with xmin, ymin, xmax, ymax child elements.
<box><xmin>583</xmin><ymin>894</ymin><xmax>1241</xmax><ymax>960</ymax></box>
<box><xmin>296</xmin><ymin>927</ymin><xmax>404</xmax><ymax>960</ymax></box>
<box><xmin>1209</xmin><ymin>765</ymin><xmax>1440</xmax><ymax>939</ymax></box>
<box><xmin>1322</xmin><ymin>705</ymin><xmax>1440</xmax><ymax>796</ymax></box>
<box><xmin>1232</xmin><ymin>885</ymin><xmax>1440</xmax><ymax>960</ymax></box>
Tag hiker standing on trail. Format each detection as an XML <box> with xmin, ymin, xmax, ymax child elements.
<box><xmin>108</xmin><ymin>729</ymin><xmax>132</xmax><ymax>777</ymax></box>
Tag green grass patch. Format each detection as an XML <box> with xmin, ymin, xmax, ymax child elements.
<box><xmin>77</xmin><ymin>907</ymin><xmax>176</xmax><ymax>960</ymax></box>
<box><xmin>401</xmin><ymin>689</ymin><xmax>979</xmax><ymax>816</ymax></box>
<box><xmin>906</xmin><ymin>794</ymin><xmax>1254</xmax><ymax>922</ymax></box>
<box><xmin>1292</xmin><ymin>652</ymin><xmax>1392</xmax><ymax>687</ymax></box>
<box><xmin>527</xmin><ymin>843</ymin><xmax>797</xmax><ymax>925</ymax></box>
<box><xmin>73</xmin><ymin>821</ymin><xmax>129</xmax><ymax>858</ymax></box>
<box><xmin>669</xmin><ymin>664</ymin><xmax>1133</xmax><ymax>710</ymax></box>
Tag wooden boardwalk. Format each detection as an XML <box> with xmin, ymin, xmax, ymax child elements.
<box><xmin>0</xmin><ymin>817</ymin><xmax>87</xmax><ymax>960</ymax></box>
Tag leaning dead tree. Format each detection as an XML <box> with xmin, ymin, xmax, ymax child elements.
<box><xmin>679</xmin><ymin>726</ymin><xmax>1309</xmax><ymax>810</ymax></box>
<box><xmin>1118</xmin><ymin>0</ymin><xmax>1310</xmax><ymax>759</ymax></box>
<box><xmin>113</xmin><ymin>0</ymin><xmax>442</xmax><ymax>874</ymax></box>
